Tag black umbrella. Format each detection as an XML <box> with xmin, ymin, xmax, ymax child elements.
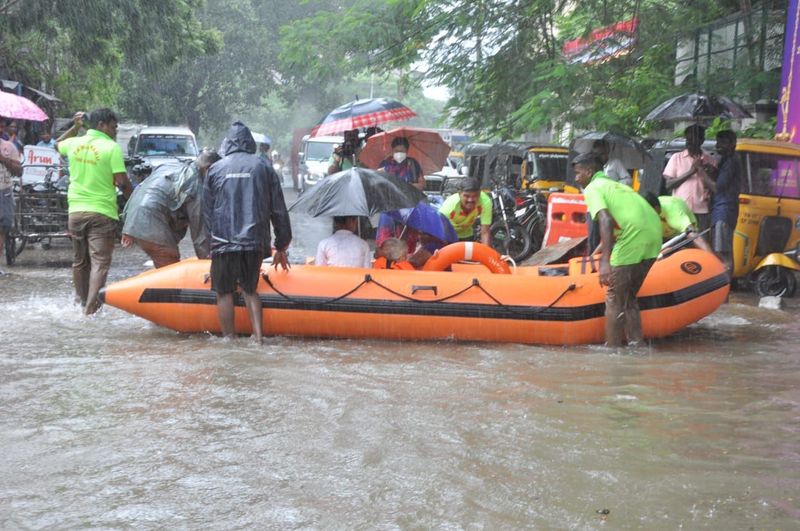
<box><xmin>645</xmin><ymin>92</ymin><xmax>752</xmax><ymax>123</ymax></box>
<box><xmin>571</xmin><ymin>131</ymin><xmax>651</xmax><ymax>168</ymax></box>
<box><xmin>289</xmin><ymin>167</ymin><xmax>427</xmax><ymax>217</ymax></box>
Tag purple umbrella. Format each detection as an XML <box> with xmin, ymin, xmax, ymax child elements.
<box><xmin>385</xmin><ymin>201</ymin><xmax>458</xmax><ymax>244</ymax></box>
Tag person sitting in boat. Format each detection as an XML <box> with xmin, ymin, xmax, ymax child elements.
<box><xmin>315</xmin><ymin>215</ymin><xmax>372</xmax><ymax>268</ymax></box>
<box><xmin>644</xmin><ymin>193</ymin><xmax>712</xmax><ymax>253</ymax></box>
<box><xmin>373</xmin><ymin>237</ymin><xmax>415</xmax><ymax>270</ymax></box>
<box><xmin>121</xmin><ymin>149</ymin><xmax>221</xmax><ymax>268</ymax></box>
<box><xmin>438</xmin><ymin>177</ymin><xmax>492</xmax><ymax>246</ymax></box>
<box><xmin>573</xmin><ymin>152</ymin><xmax>661</xmax><ymax>348</ymax></box>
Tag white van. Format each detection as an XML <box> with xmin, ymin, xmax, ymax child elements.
<box><xmin>133</xmin><ymin>126</ymin><xmax>198</xmax><ymax>168</ymax></box>
<box><xmin>298</xmin><ymin>135</ymin><xmax>343</xmax><ymax>191</ymax></box>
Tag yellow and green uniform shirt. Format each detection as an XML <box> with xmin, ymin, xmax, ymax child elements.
<box><xmin>438</xmin><ymin>191</ymin><xmax>493</xmax><ymax>239</ymax></box>
<box><xmin>58</xmin><ymin>129</ymin><xmax>126</xmax><ymax>220</ymax></box>
<box><xmin>657</xmin><ymin>195</ymin><xmax>697</xmax><ymax>238</ymax></box>
<box><xmin>583</xmin><ymin>171</ymin><xmax>661</xmax><ymax>267</ymax></box>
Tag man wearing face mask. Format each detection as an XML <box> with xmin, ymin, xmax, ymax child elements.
<box><xmin>378</xmin><ymin>136</ymin><xmax>424</xmax><ymax>191</ymax></box>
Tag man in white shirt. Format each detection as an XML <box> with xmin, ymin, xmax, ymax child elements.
<box><xmin>315</xmin><ymin>216</ymin><xmax>372</xmax><ymax>268</ymax></box>
<box><xmin>592</xmin><ymin>139</ymin><xmax>632</xmax><ymax>186</ymax></box>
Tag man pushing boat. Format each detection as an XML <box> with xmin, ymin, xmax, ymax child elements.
<box><xmin>204</xmin><ymin>121</ymin><xmax>292</xmax><ymax>343</ymax></box>
<box><xmin>573</xmin><ymin>152</ymin><xmax>662</xmax><ymax>348</ymax></box>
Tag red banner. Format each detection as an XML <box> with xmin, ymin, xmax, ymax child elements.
<box><xmin>562</xmin><ymin>18</ymin><xmax>638</xmax><ymax>65</ymax></box>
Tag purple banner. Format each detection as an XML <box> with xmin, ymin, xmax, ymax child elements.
<box><xmin>777</xmin><ymin>0</ymin><xmax>800</xmax><ymax>143</ymax></box>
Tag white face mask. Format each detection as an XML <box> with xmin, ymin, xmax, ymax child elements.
<box><xmin>393</xmin><ymin>151</ymin><xmax>407</xmax><ymax>163</ymax></box>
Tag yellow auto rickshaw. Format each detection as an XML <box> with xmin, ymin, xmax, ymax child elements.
<box><xmin>731</xmin><ymin>138</ymin><xmax>800</xmax><ymax>295</ymax></box>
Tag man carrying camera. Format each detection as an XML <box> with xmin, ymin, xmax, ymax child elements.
<box><xmin>327</xmin><ymin>129</ymin><xmax>360</xmax><ymax>175</ymax></box>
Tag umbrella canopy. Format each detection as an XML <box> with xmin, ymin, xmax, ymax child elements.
<box><xmin>385</xmin><ymin>201</ymin><xmax>458</xmax><ymax>244</ymax></box>
<box><xmin>571</xmin><ymin>131</ymin><xmax>652</xmax><ymax>168</ymax></box>
<box><xmin>359</xmin><ymin>127</ymin><xmax>451</xmax><ymax>175</ymax></box>
<box><xmin>645</xmin><ymin>93</ymin><xmax>752</xmax><ymax>123</ymax></box>
<box><xmin>289</xmin><ymin>167</ymin><xmax>427</xmax><ymax>217</ymax></box>
<box><xmin>310</xmin><ymin>98</ymin><xmax>417</xmax><ymax>137</ymax></box>
<box><xmin>251</xmin><ymin>132</ymin><xmax>271</xmax><ymax>145</ymax></box>
<box><xmin>0</xmin><ymin>90</ymin><xmax>49</xmax><ymax>121</ymax></box>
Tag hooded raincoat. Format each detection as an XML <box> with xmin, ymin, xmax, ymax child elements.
<box><xmin>204</xmin><ymin>122</ymin><xmax>291</xmax><ymax>256</ymax></box>
<box><xmin>121</xmin><ymin>161</ymin><xmax>209</xmax><ymax>257</ymax></box>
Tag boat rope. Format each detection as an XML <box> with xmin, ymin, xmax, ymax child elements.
<box><xmin>262</xmin><ymin>273</ymin><xmax>370</xmax><ymax>306</ymax></box>
<box><xmin>263</xmin><ymin>272</ymin><xmax>578</xmax><ymax>315</ymax></box>
<box><xmin>473</xmin><ymin>281</ymin><xmax>578</xmax><ymax>317</ymax></box>
<box><xmin>366</xmin><ymin>276</ymin><xmax>478</xmax><ymax>303</ymax></box>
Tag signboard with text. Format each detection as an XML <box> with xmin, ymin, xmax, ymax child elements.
<box><xmin>21</xmin><ymin>145</ymin><xmax>61</xmax><ymax>183</ymax></box>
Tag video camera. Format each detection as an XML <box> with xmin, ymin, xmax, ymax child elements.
<box><xmin>335</xmin><ymin>129</ymin><xmax>361</xmax><ymax>158</ymax></box>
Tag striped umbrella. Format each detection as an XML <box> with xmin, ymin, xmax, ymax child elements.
<box><xmin>310</xmin><ymin>98</ymin><xmax>416</xmax><ymax>137</ymax></box>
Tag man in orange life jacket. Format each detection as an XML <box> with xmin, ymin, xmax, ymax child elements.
<box><xmin>438</xmin><ymin>177</ymin><xmax>493</xmax><ymax>246</ymax></box>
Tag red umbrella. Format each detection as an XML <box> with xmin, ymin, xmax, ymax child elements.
<box><xmin>0</xmin><ymin>91</ymin><xmax>49</xmax><ymax>122</ymax></box>
<box><xmin>310</xmin><ymin>98</ymin><xmax>416</xmax><ymax>137</ymax></box>
<box><xmin>359</xmin><ymin>127</ymin><xmax>451</xmax><ymax>175</ymax></box>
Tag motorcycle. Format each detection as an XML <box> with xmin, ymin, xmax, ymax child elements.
<box><xmin>487</xmin><ymin>183</ymin><xmax>533</xmax><ymax>262</ymax></box>
<box><xmin>513</xmin><ymin>189</ymin><xmax>549</xmax><ymax>255</ymax></box>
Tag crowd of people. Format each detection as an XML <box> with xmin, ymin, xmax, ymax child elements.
<box><xmin>573</xmin><ymin>124</ymin><xmax>741</xmax><ymax>347</ymax></box>
<box><xmin>3</xmin><ymin>106</ymin><xmax>742</xmax><ymax>347</ymax></box>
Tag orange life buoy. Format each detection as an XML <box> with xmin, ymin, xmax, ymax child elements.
<box><xmin>423</xmin><ymin>242</ymin><xmax>512</xmax><ymax>274</ymax></box>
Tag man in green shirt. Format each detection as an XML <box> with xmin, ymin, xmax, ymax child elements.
<box><xmin>573</xmin><ymin>152</ymin><xmax>661</xmax><ymax>347</ymax></box>
<box><xmin>438</xmin><ymin>177</ymin><xmax>493</xmax><ymax>246</ymax></box>
<box><xmin>644</xmin><ymin>193</ymin><xmax>712</xmax><ymax>253</ymax></box>
<box><xmin>57</xmin><ymin>109</ymin><xmax>132</xmax><ymax>315</ymax></box>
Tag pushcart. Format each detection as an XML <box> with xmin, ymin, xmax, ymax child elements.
<box><xmin>5</xmin><ymin>164</ymin><xmax>70</xmax><ymax>265</ymax></box>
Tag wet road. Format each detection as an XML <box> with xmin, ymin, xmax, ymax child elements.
<box><xmin>2</xmin><ymin>185</ymin><xmax>800</xmax><ymax>529</ymax></box>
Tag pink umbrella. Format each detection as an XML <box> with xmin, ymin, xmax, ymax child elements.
<box><xmin>0</xmin><ymin>91</ymin><xmax>49</xmax><ymax>122</ymax></box>
<box><xmin>359</xmin><ymin>127</ymin><xmax>451</xmax><ymax>175</ymax></box>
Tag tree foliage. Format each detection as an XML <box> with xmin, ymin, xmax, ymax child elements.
<box><xmin>1</xmin><ymin>0</ymin><xmax>783</xmax><ymax>147</ymax></box>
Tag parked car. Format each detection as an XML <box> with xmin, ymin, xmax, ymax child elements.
<box><xmin>131</xmin><ymin>126</ymin><xmax>198</xmax><ymax>167</ymax></box>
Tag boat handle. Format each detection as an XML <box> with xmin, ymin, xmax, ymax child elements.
<box><xmin>411</xmin><ymin>285</ymin><xmax>438</xmax><ymax>296</ymax></box>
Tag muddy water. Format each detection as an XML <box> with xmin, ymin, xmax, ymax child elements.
<box><xmin>2</xmin><ymin>188</ymin><xmax>799</xmax><ymax>529</ymax></box>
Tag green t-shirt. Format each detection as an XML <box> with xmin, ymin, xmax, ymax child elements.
<box><xmin>583</xmin><ymin>171</ymin><xmax>661</xmax><ymax>266</ymax></box>
<box><xmin>658</xmin><ymin>195</ymin><xmax>697</xmax><ymax>238</ymax></box>
<box><xmin>439</xmin><ymin>191</ymin><xmax>493</xmax><ymax>239</ymax></box>
<box><xmin>328</xmin><ymin>154</ymin><xmax>355</xmax><ymax>172</ymax></box>
<box><xmin>58</xmin><ymin>129</ymin><xmax>126</xmax><ymax>220</ymax></box>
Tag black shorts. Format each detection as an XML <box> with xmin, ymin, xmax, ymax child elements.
<box><xmin>210</xmin><ymin>250</ymin><xmax>263</xmax><ymax>295</ymax></box>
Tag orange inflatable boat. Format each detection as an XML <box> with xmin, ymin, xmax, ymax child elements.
<box><xmin>100</xmin><ymin>243</ymin><xmax>729</xmax><ymax>345</ymax></box>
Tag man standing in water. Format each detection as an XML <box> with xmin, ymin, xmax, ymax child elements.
<box><xmin>204</xmin><ymin>121</ymin><xmax>292</xmax><ymax>343</ymax></box>
<box><xmin>0</xmin><ymin>130</ymin><xmax>22</xmax><ymax>269</ymax></box>
<box><xmin>121</xmin><ymin>150</ymin><xmax>221</xmax><ymax>268</ymax></box>
<box><xmin>663</xmin><ymin>124</ymin><xmax>716</xmax><ymax>232</ymax></box>
<box><xmin>573</xmin><ymin>152</ymin><xmax>661</xmax><ymax>347</ymax></box>
<box><xmin>57</xmin><ymin>110</ymin><xmax>133</xmax><ymax>315</ymax></box>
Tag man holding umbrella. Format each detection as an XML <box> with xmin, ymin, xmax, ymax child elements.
<box><xmin>662</xmin><ymin>125</ymin><xmax>717</xmax><ymax>233</ymax></box>
<box><xmin>378</xmin><ymin>137</ymin><xmax>424</xmax><ymax>191</ymax></box>
<box><xmin>591</xmin><ymin>139</ymin><xmax>632</xmax><ymax>186</ymax></box>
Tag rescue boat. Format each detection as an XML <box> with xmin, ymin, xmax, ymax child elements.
<box><xmin>100</xmin><ymin>243</ymin><xmax>729</xmax><ymax>345</ymax></box>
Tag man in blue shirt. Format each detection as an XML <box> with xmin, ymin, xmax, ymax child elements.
<box><xmin>703</xmin><ymin>130</ymin><xmax>741</xmax><ymax>271</ymax></box>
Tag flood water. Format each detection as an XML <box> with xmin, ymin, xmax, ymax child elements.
<box><xmin>2</xmin><ymin>186</ymin><xmax>800</xmax><ymax>529</ymax></box>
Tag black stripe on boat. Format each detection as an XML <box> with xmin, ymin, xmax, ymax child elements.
<box><xmin>137</xmin><ymin>273</ymin><xmax>729</xmax><ymax>322</ymax></box>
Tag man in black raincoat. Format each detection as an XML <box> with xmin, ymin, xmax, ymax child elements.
<box><xmin>204</xmin><ymin>121</ymin><xmax>292</xmax><ymax>342</ymax></box>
